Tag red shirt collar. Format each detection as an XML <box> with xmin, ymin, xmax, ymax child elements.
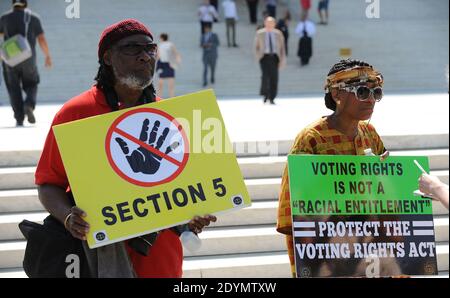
<box><xmin>91</xmin><ymin>85</ymin><xmax>110</xmax><ymax>107</ymax></box>
<box><xmin>91</xmin><ymin>85</ymin><xmax>161</xmax><ymax>108</ymax></box>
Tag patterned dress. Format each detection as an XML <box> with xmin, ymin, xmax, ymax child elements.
<box><xmin>277</xmin><ymin>116</ymin><xmax>386</xmax><ymax>276</ymax></box>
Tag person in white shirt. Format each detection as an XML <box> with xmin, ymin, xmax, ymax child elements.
<box><xmin>156</xmin><ymin>33</ymin><xmax>181</xmax><ymax>98</ymax></box>
<box><xmin>222</xmin><ymin>0</ymin><xmax>239</xmax><ymax>47</ymax></box>
<box><xmin>295</xmin><ymin>15</ymin><xmax>316</xmax><ymax>65</ymax></box>
<box><xmin>198</xmin><ymin>0</ymin><xmax>219</xmax><ymax>35</ymax></box>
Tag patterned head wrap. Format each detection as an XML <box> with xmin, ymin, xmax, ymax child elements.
<box><xmin>324</xmin><ymin>65</ymin><xmax>384</xmax><ymax>92</ymax></box>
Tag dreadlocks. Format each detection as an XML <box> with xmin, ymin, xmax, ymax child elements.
<box><xmin>94</xmin><ymin>59</ymin><xmax>156</xmax><ymax>111</ymax></box>
<box><xmin>324</xmin><ymin>59</ymin><xmax>373</xmax><ymax>111</ymax></box>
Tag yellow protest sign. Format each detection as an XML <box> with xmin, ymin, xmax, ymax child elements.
<box><xmin>53</xmin><ymin>90</ymin><xmax>251</xmax><ymax>248</ymax></box>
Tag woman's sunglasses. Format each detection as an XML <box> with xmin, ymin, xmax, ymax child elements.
<box><xmin>341</xmin><ymin>85</ymin><xmax>383</xmax><ymax>102</ymax></box>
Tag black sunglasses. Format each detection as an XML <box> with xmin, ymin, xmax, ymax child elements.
<box><xmin>115</xmin><ymin>43</ymin><xmax>158</xmax><ymax>57</ymax></box>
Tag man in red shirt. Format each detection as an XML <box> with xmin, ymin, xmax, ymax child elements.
<box><xmin>35</xmin><ymin>19</ymin><xmax>216</xmax><ymax>278</ymax></box>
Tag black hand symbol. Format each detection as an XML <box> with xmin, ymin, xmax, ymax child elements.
<box><xmin>115</xmin><ymin>119</ymin><xmax>180</xmax><ymax>175</ymax></box>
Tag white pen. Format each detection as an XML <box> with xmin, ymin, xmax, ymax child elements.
<box><xmin>413</xmin><ymin>159</ymin><xmax>427</xmax><ymax>174</ymax></box>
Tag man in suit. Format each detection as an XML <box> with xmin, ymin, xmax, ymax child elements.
<box><xmin>201</xmin><ymin>24</ymin><xmax>220</xmax><ymax>87</ymax></box>
<box><xmin>254</xmin><ymin>16</ymin><xmax>286</xmax><ymax>104</ymax></box>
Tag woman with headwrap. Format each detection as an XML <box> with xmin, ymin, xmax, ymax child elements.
<box><xmin>277</xmin><ymin>59</ymin><xmax>389</xmax><ymax>277</ymax></box>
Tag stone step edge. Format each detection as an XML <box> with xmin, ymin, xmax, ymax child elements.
<box><xmin>0</xmin><ymin>191</ymin><xmax>449</xmax><ymax>216</ymax></box>
<box><xmin>0</xmin><ymin>134</ymin><xmax>448</xmax><ymax>161</ymax></box>
<box><xmin>1</xmin><ymin>211</ymin><xmax>448</xmax><ymax>233</ymax></box>
<box><xmin>1</xmin><ymin>147</ymin><xmax>449</xmax><ymax>171</ymax></box>
<box><xmin>0</xmin><ymin>247</ymin><xmax>448</xmax><ymax>279</ymax></box>
<box><xmin>184</xmin><ymin>243</ymin><xmax>449</xmax><ymax>271</ymax></box>
<box><xmin>1</xmin><ymin>227</ymin><xmax>449</xmax><ymax>253</ymax></box>
<box><xmin>0</xmin><ymin>268</ymin><xmax>447</xmax><ymax>279</ymax></box>
<box><xmin>0</xmin><ymin>168</ymin><xmax>450</xmax><ymax>184</ymax></box>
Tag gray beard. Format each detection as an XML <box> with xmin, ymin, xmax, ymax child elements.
<box><xmin>113</xmin><ymin>66</ymin><xmax>152</xmax><ymax>90</ymax></box>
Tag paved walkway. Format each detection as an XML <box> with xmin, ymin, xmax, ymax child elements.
<box><xmin>0</xmin><ymin>0</ymin><xmax>448</xmax><ymax>103</ymax></box>
<box><xmin>0</xmin><ymin>92</ymin><xmax>448</xmax><ymax>153</ymax></box>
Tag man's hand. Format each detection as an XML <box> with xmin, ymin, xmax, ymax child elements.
<box><xmin>37</xmin><ymin>34</ymin><xmax>52</xmax><ymax>68</ymax></box>
<box><xmin>188</xmin><ymin>215</ymin><xmax>217</xmax><ymax>234</ymax></box>
<box><xmin>65</xmin><ymin>206</ymin><xmax>89</xmax><ymax>241</ymax></box>
<box><xmin>45</xmin><ymin>55</ymin><xmax>52</xmax><ymax>68</ymax></box>
<box><xmin>115</xmin><ymin>119</ymin><xmax>179</xmax><ymax>175</ymax></box>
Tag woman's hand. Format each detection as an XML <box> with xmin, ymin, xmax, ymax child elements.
<box><xmin>380</xmin><ymin>150</ymin><xmax>390</xmax><ymax>162</ymax></box>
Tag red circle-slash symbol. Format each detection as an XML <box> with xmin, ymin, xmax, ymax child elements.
<box><xmin>105</xmin><ymin>108</ymin><xmax>189</xmax><ymax>187</ymax></box>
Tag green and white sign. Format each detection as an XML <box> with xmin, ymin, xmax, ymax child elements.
<box><xmin>288</xmin><ymin>155</ymin><xmax>438</xmax><ymax>278</ymax></box>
